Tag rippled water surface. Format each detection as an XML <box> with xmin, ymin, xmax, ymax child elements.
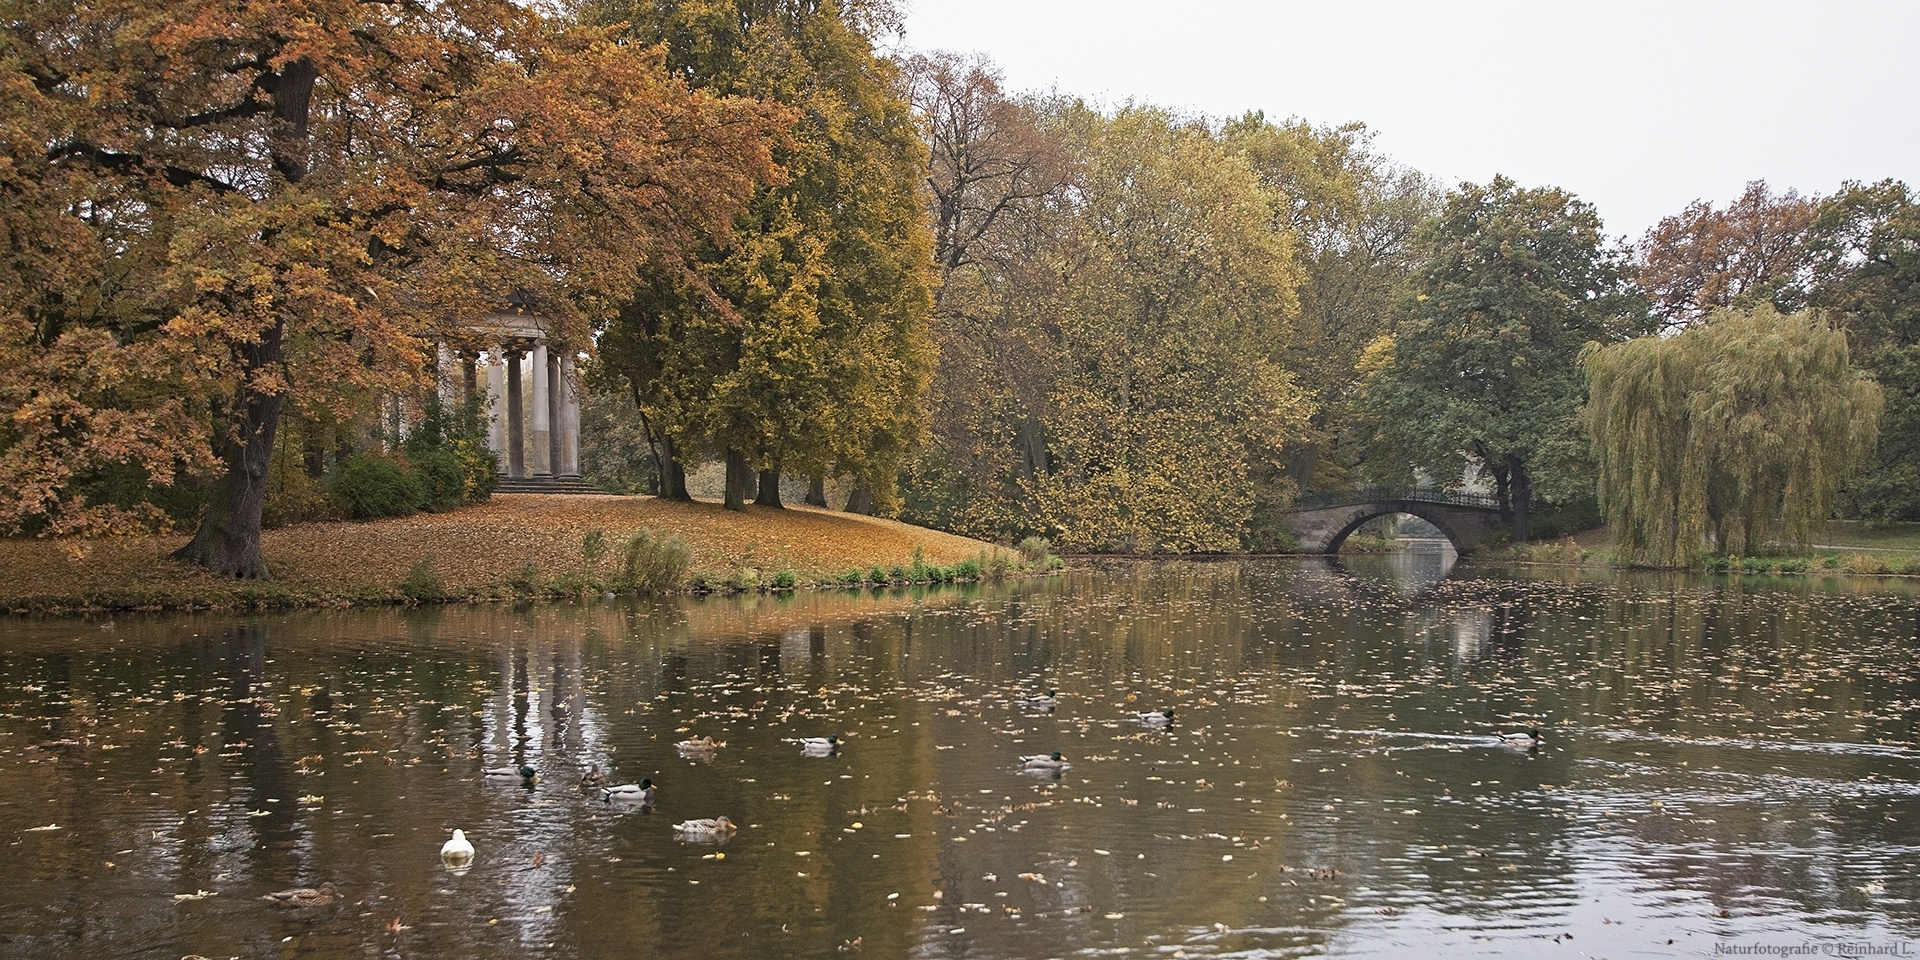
<box><xmin>2</xmin><ymin>557</ymin><xmax>1918</xmax><ymax>958</ymax></box>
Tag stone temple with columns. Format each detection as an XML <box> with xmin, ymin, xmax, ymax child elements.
<box><xmin>437</xmin><ymin>309</ymin><xmax>594</xmax><ymax>493</ymax></box>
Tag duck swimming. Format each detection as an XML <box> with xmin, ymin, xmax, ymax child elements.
<box><xmin>675</xmin><ymin>736</ymin><xmax>723</xmax><ymax>752</ymax></box>
<box><xmin>484</xmin><ymin>765</ymin><xmax>537</xmax><ymax>782</ymax></box>
<box><xmin>1136</xmin><ymin>708</ymin><xmax>1175</xmax><ymax>727</ymax></box>
<box><xmin>1020</xmin><ymin>751</ymin><xmax>1071</xmax><ymax>772</ymax></box>
<box><xmin>440</xmin><ymin>829</ymin><xmax>475</xmax><ymax>866</ymax></box>
<box><xmin>1019</xmin><ymin>690</ymin><xmax>1059</xmax><ymax>710</ymax></box>
<box><xmin>673</xmin><ymin>816</ymin><xmax>737</xmax><ymax>837</ymax></box>
<box><xmin>1498</xmin><ymin>728</ymin><xmax>1545</xmax><ymax>748</ymax></box>
<box><xmin>261</xmin><ymin>881</ymin><xmax>340</xmax><ymax>907</ymax></box>
<box><xmin>579</xmin><ymin>764</ymin><xmax>608</xmax><ymax>789</ymax></box>
<box><xmin>602</xmin><ymin>778</ymin><xmax>656</xmax><ymax>805</ymax></box>
<box><xmin>799</xmin><ymin>735</ymin><xmax>841</xmax><ymax>755</ymax></box>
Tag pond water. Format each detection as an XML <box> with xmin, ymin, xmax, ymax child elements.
<box><xmin>1</xmin><ymin>557</ymin><xmax>1917</xmax><ymax>959</ymax></box>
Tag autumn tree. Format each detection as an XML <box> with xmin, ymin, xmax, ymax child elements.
<box><xmin>1584</xmin><ymin>306</ymin><xmax>1881</xmax><ymax>565</ymax></box>
<box><xmin>0</xmin><ymin>0</ymin><xmax>786</xmax><ymax>576</ymax></box>
<box><xmin>902</xmin><ymin>98</ymin><xmax>1310</xmax><ymax>551</ymax></box>
<box><xmin>1220</xmin><ymin>113</ymin><xmax>1438</xmax><ymax>514</ymax></box>
<box><xmin>1808</xmin><ymin>179</ymin><xmax>1920</xmax><ymax>520</ymax></box>
<box><xmin>894</xmin><ymin>51</ymin><xmax>1074</xmax><ymax>537</ymax></box>
<box><xmin>1361</xmin><ymin>176</ymin><xmax>1644</xmax><ymax>543</ymax></box>
<box><xmin>587</xmin><ymin>0</ymin><xmax>936</xmax><ymax>513</ymax></box>
<box><xmin>1638</xmin><ymin>180</ymin><xmax>1816</xmax><ymax>330</ymax></box>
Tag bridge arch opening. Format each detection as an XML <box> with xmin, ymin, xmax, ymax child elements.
<box><xmin>1326</xmin><ymin>509</ymin><xmax>1469</xmax><ymax>555</ymax></box>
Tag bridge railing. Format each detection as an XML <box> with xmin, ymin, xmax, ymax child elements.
<box><xmin>1292</xmin><ymin>487</ymin><xmax>1503</xmax><ymax>511</ymax></box>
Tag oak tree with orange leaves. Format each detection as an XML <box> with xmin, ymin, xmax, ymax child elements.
<box><xmin>0</xmin><ymin>0</ymin><xmax>788</xmax><ymax>576</ymax></box>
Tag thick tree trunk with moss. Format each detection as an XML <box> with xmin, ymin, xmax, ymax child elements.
<box><xmin>173</xmin><ymin>324</ymin><xmax>286</xmax><ymax>579</ymax></box>
<box><xmin>724</xmin><ymin>448</ymin><xmax>753</xmax><ymax>510</ymax></box>
<box><xmin>845</xmin><ymin>481</ymin><xmax>873</xmax><ymax>515</ymax></box>
<box><xmin>658</xmin><ymin>433</ymin><xmax>691</xmax><ymax>501</ymax></box>
<box><xmin>1507</xmin><ymin>455</ymin><xmax>1532</xmax><ymax>545</ymax></box>
<box><xmin>754</xmin><ymin>465</ymin><xmax>783</xmax><ymax>507</ymax></box>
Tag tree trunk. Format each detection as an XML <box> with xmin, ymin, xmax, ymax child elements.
<box><xmin>1508</xmin><ymin>454</ymin><xmax>1532</xmax><ymax>545</ymax></box>
<box><xmin>724</xmin><ymin>448</ymin><xmax>752</xmax><ymax>511</ymax></box>
<box><xmin>176</xmin><ymin>58</ymin><xmax>312</xmax><ymax>579</ymax></box>
<box><xmin>754</xmin><ymin>465</ymin><xmax>784</xmax><ymax>508</ymax></box>
<box><xmin>302</xmin><ymin>429</ymin><xmax>326</xmax><ymax>479</ymax></box>
<box><xmin>845</xmin><ymin>481</ymin><xmax>873</xmax><ymax>515</ymax></box>
<box><xmin>659</xmin><ymin>434</ymin><xmax>690</xmax><ymax>501</ymax></box>
<box><xmin>173</xmin><ymin>322</ymin><xmax>287</xmax><ymax>579</ymax></box>
<box><xmin>804</xmin><ymin>475</ymin><xmax>828</xmax><ymax>507</ymax></box>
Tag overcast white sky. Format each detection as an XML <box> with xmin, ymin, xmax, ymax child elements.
<box><xmin>892</xmin><ymin>0</ymin><xmax>1920</xmax><ymax>242</ymax></box>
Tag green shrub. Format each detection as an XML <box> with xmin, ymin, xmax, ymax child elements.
<box><xmin>551</xmin><ymin>569</ymin><xmax>603</xmax><ymax>595</ymax></box>
<box><xmin>582</xmin><ymin>529</ymin><xmax>607</xmax><ymax>565</ymax></box>
<box><xmin>840</xmin><ymin>568</ymin><xmax>864</xmax><ymax>585</ymax></box>
<box><xmin>328</xmin><ymin>453</ymin><xmax>424</xmax><ymax>520</ymax></box>
<box><xmin>453</xmin><ymin>438</ymin><xmax>498</xmax><ymax>502</ymax></box>
<box><xmin>412</xmin><ymin>448</ymin><xmax>466</xmax><ymax>511</ymax></box>
<box><xmin>1044</xmin><ymin>554</ymin><xmax>1065</xmax><ymax>571</ymax></box>
<box><xmin>889</xmin><ymin>565</ymin><xmax>906</xmax><ymax>581</ymax></box>
<box><xmin>1843</xmin><ymin>553</ymin><xmax>1891</xmax><ymax>575</ymax></box>
<box><xmin>399</xmin><ymin>556</ymin><xmax>444</xmax><ymax>601</ymax></box>
<box><xmin>620</xmin><ymin>530</ymin><xmax>691</xmax><ymax>594</ymax></box>
<box><xmin>1821</xmin><ymin>555</ymin><xmax>1842</xmax><ymax>569</ymax></box>
<box><xmin>982</xmin><ymin>550</ymin><xmax>1013</xmax><ymax>582</ymax></box>
<box><xmin>909</xmin><ymin>546</ymin><xmax>929</xmax><ymax>582</ymax></box>
<box><xmin>1017</xmin><ymin>536</ymin><xmax>1051</xmax><ymax>563</ymax></box>
<box><xmin>870</xmin><ymin>565</ymin><xmax>888</xmax><ymax>584</ymax></box>
<box><xmin>510</xmin><ymin>561</ymin><xmax>540</xmax><ymax>594</ymax></box>
<box><xmin>1775</xmin><ymin>558</ymin><xmax>1811</xmax><ymax>574</ymax></box>
<box><xmin>1738</xmin><ymin>556</ymin><xmax>1775</xmax><ymax>573</ymax></box>
<box><xmin>264</xmin><ymin>453</ymin><xmax>333</xmax><ymax>528</ymax></box>
<box><xmin>735</xmin><ymin>567</ymin><xmax>762</xmax><ymax>591</ymax></box>
<box><xmin>954</xmin><ymin>556</ymin><xmax>982</xmax><ymax>580</ymax></box>
<box><xmin>772</xmin><ymin>570</ymin><xmax>796</xmax><ymax>590</ymax></box>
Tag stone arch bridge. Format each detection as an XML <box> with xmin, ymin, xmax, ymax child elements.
<box><xmin>1285</xmin><ymin>488</ymin><xmax>1509</xmax><ymax>554</ymax></box>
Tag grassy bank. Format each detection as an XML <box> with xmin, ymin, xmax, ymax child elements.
<box><xmin>1509</xmin><ymin>520</ymin><xmax>1920</xmax><ymax>575</ymax></box>
<box><xmin>0</xmin><ymin>494</ymin><xmax>1022</xmax><ymax>613</ymax></box>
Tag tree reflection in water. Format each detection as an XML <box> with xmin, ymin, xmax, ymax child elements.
<box><xmin>0</xmin><ymin>564</ymin><xmax>1914</xmax><ymax>958</ymax></box>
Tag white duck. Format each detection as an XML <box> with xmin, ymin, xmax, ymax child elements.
<box><xmin>440</xmin><ymin>829</ymin><xmax>475</xmax><ymax>866</ymax></box>
<box><xmin>1136</xmin><ymin>708</ymin><xmax>1175</xmax><ymax>727</ymax></box>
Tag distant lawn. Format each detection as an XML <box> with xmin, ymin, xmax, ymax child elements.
<box><xmin>1519</xmin><ymin>521</ymin><xmax>1920</xmax><ymax>573</ymax></box>
<box><xmin>1816</xmin><ymin>520</ymin><xmax>1920</xmax><ymax>553</ymax></box>
<box><xmin>1546</xmin><ymin>521</ymin><xmax>1920</xmax><ymax>554</ymax></box>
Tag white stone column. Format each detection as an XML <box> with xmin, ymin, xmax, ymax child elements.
<box><xmin>546</xmin><ymin>350</ymin><xmax>562</xmax><ymax>478</ymax></box>
<box><xmin>559</xmin><ymin>353</ymin><xmax>582</xmax><ymax>478</ymax></box>
<box><xmin>436</xmin><ymin>342</ymin><xmax>457</xmax><ymax>408</ymax></box>
<box><xmin>530</xmin><ymin>340</ymin><xmax>552</xmax><ymax>477</ymax></box>
<box><xmin>485</xmin><ymin>350</ymin><xmax>507</xmax><ymax>467</ymax></box>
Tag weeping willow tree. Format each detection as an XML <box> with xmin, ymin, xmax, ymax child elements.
<box><xmin>1583</xmin><ymin>305</ymin><xmax>1882</xmax><ymax>565</ymax></box>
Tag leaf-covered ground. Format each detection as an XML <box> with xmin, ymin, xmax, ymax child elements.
<box><xmin>0</xmin><ymin>495</ymin><xmax>1001</xmax><ymax>612</ymax></box>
